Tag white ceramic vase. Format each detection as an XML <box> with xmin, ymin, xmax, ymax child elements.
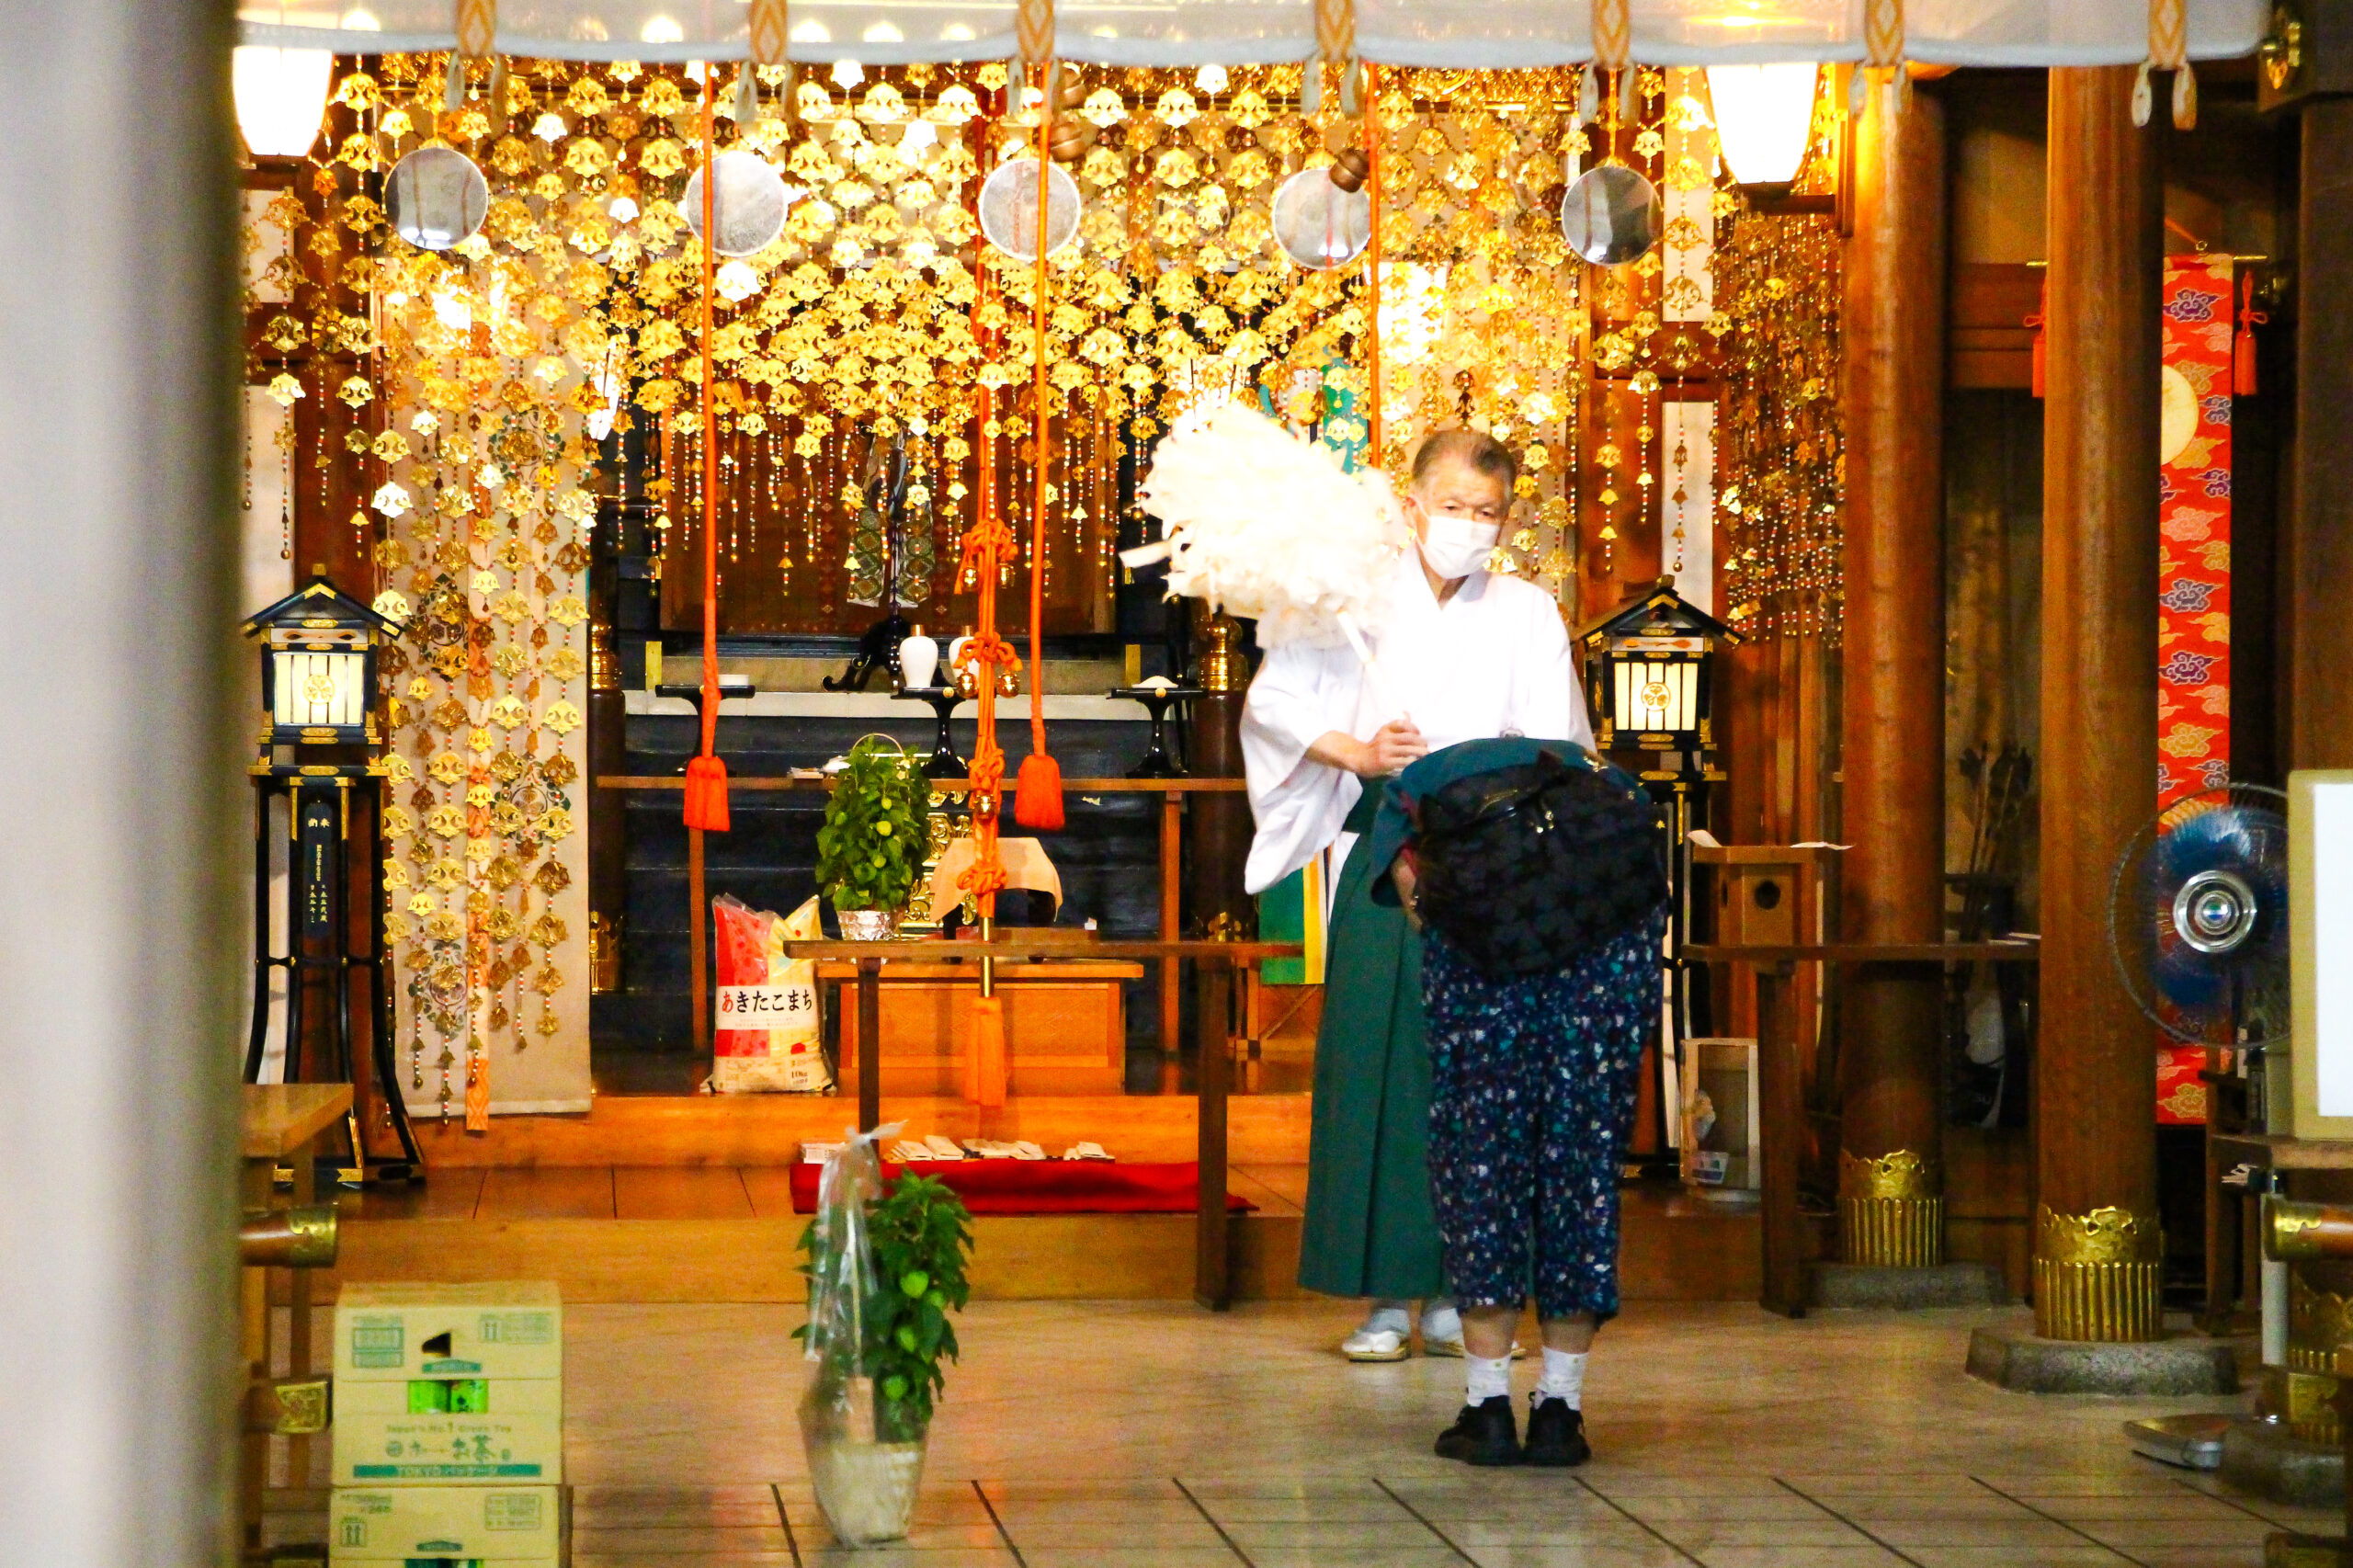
<box><xmin>899</xmin><ymin>633</ymin><xmax>939</xmax><ymax>691</ymax></box>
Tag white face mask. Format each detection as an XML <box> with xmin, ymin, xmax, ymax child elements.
<box><xmin>1417</xmin><ymin>510</ymin><xmax>1502</xmax><ymax>580</ymax></box>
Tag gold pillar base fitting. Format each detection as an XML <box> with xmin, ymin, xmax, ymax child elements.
<box><xmin>2032</xmin><ymin>1205</ymin><xmax>2163</xmax><ymax>1341</ymax></box>
<box><xmin>1837</xmin><ymin>1150</ymin><xmax>1944</xmax><ymax>1267</ymax></box>
<box><xmin>2279</xmin><ymin>1267</ymin><xmax>2353</xmax><ymax>1444</ymax></box>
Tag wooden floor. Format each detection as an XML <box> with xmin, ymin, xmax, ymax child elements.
<box><xmin>311</xmin><ymin>1166</ymin><xmax>1764</xmax><ymax>1305</ymax></box>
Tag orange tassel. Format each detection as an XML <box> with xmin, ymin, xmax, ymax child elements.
<box><xmin>1013</xmin><ymin>751</ymin><xmax>1064</xmax><ymax>830</ymax></box>
<box><xmin>463</xmin><ymin>1051</ymin><xmax>489</xmax><ymax>1133</ymax></box>
<box><xmin>966</xmin><ymin>994</ymin><xmax>1008</xmax><ymax>1107</ymax></box>
<box><xmin>683</xmin><ymin>754</ymin><xmax>731</xmax><ymax>832</ymax></box>
<box><xmin>2234</xmin><ymin>270</ymin><xmax>2266</xmax><ymax>396</ymax></box>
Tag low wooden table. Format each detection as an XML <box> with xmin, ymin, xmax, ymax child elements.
<box><xmin>237</xmin><ymin>1083</ymin><xmax>350</xmax><ymax>1552</ymax></box>
<box><xmin>1685</xmin><ymin>941</ymin><xmax>2042</xmax><ymax>1317</ymax></box>
<box><xmin>783</xmin><ymin>937</ymin><xmax>1301</xmax><ymax>1310</ymax></box>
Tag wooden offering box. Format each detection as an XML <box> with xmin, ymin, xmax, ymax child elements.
<box><xmin>820</xmin><ymin>958</ymin><xmax>1146</xmax><ymax>1097</ymax></box>
<box><xmin>1692</xmin><ymin>844</ymin><xmax>1836</xmax><ymax>948</ymax></box>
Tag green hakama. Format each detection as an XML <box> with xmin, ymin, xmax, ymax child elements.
<box><xmin>1296</xmin><ymin>794</ymin><xmax>1446</xmax><ymax>1301</ymax></box>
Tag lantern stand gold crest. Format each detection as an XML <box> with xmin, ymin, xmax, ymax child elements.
<box><xmin>242</xmin><ymin>573</ymin><xmax>424</xmax><ymax>1184</ymax></box>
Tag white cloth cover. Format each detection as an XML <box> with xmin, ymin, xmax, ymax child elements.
<box><xmin>1238</xmin><ymin>551</ymin><xmax>1592</xmax><ymax>895</ymax></box>
<box><xmin>240</xmin><ymin>0</ymin><xmax>2265</xmax><ymax>65</ymax></box>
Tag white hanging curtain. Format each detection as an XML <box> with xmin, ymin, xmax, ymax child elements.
<box><xmin>239</xmin><ymin>0</ymin><xmax>2265</xmax><ymax>64</ymax></box>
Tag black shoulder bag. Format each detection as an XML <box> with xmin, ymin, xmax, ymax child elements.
<box><xmin>1407</xmin><ymin>750</ymin><xmax>1668</xmax><ymax>978</ymax></box>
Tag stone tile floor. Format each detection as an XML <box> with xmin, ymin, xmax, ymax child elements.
<box><xmin>273</xmin><ymin>1298</ymin><xmax>2336</xmax><ymax>1565</ymax></box>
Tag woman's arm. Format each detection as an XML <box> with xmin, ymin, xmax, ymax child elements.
<box><xmin>1306</xmin><ymin>719</ymin><xmax>1429</xmax><ymax>778</ymax></box>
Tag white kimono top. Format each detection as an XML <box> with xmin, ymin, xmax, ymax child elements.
<box><xmin>1238</xmin><ymin>552</ymin><xmax>1594</xmax><ymax>894</ymax></box>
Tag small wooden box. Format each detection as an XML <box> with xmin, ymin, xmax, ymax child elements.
<box><xmin>1692</xmin><ymin>845</ymin><xmax>1834</xmax><ymax>949</ymax></box>
<box><xmin>821</xmin><ymin>959</ymin><xmax>1145</xmax><ymax>1097</ymax></box>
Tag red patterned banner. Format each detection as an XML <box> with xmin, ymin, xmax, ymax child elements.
<box><xmin>2154</xmin><ymin>256</ymin><xmax>2234</xmax><ymax>1126</ymax></box>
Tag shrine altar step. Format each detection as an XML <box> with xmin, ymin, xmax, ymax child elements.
<box><xmin>315</xmin><ymin>1095</ymin><xmax>1765</xmax><ymax>1302</ymax></box>
<box><xmin>398</xmin><ymin>1092</ymin><xmax>1309</xmax><ymax>1167</ymax></box>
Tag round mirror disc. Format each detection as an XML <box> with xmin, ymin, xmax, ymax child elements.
<box><xmin>386</xmin><ymin>146</ymin><xmax>490</xmax><ymax>252</ymax></box>
<box><xmin>1560</xmin><ymin>163</ymin><xmax>1661</xmax><ymax>267</ymax></box>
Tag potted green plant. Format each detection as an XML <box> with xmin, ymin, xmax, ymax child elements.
<box><xmin>796</xmin><ymin>1169</ymin><xmax>974</xmax><ymax>1545</ymax></box>
<box><xmin>816</xmin><ymin>736</ymin><xmax>926</xmax><ymax>939</ymax></box>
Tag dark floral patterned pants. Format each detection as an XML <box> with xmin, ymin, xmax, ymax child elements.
<box><xmin>1422</xmin><ymin>920</ymin><xmax>1659</xmax><ymax>1323</ymax></box>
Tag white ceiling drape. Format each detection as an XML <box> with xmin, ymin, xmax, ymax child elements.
<box><xmin>237</xmin><ymin>0</ymin><xmax>2268</xmax><ymax>67</ymax></box>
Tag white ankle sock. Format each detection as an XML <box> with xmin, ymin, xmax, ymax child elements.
<box><xmin>1363</xmin><ymin>1301</ymin><xmax>1411</xmax><ymax>1335</ymax></box>
<box><xmin>1466</xmin><ymin>1354</ymin><xmax>1513</xmax><ymax>1404</ymax></box>
<box><xmin>1537</xmin><ymin>1348</ymin><xmax>1587</xmax><ymax>1408</ymax></box>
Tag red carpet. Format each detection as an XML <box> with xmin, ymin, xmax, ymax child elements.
<box><xmin>786</xmin><ymin>1160</ymin><xmax>1256</xmax><ymax>1216</ymax></box>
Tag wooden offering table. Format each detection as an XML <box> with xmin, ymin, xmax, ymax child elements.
<box><xmin>783</xmin><ymin>936</ymin><xmax>1301</xmax><ymax>1310</ymax></box>
<box><xmin>1685</xmin><ymin>941</ymin><xmax>2041</xmax><ymax>1317</ymax></box>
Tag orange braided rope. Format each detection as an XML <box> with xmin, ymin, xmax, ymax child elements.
<box><xmin>1013</xmin><ymin>66</ymin><xmax>1064</xmax><ymax>829</ymax></box>
<box><xmin>956</xmin><ymin>119</ymin><xmax>1016</xmax><ymax>914</ymax></box>
<box><xmin>682</xmin><ymin>65</ymin><xmax>731</xmax><ymax>833</ymax></box>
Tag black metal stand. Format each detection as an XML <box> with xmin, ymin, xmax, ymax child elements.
<box><xmin>823</xmin><ymin>609</ymin><xmax>912</xmax><ymax>692</ymax></box>
<box><xmin>1111</xmin><ymin>684</ymin><xmax>1202</xmax><ymax>778</ymax></box>
<box><xmin>244</xmin><ymin>769</ymin><xmax>422</xmax><ymax>1184</ymax></box>
<box><xmin>1639</xmin><ymin>765</ymin><xmax>1721</xmax><ymax>1183</ymax></box>
<box><xmin>894</xmin><ymin>686</ymin><xmax>969</xmax><ymax>778</ymax></box>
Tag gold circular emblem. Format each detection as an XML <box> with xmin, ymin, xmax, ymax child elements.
<box><xmin>1640</xmin><ymin>680</ymin><xmax>1673</xmax><ymax>710</ymax></box>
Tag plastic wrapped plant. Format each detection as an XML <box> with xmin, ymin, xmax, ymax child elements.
<box><xmin>794</xmin><ymin>1133</ymin><xmax>974</xmax><ymax>1544</ymax></box>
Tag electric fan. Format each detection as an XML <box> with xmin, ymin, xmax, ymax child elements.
<box><xmin>2107</xmin><ymin>782</ymin><xmax>2290</xmax><ymax>1047</ymax></box>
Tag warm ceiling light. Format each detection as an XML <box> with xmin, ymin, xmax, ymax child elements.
<box><xmin>1706</xmin><ymin>62</ymin><xmax>1820</xmax><ymax>188</ymax></box>
<box><xmin>233</xmin><ymin>46</ymin><xmax>333</xmax><ymax>159</ymax></box>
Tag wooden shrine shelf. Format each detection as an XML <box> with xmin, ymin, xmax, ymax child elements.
<box><xmin>597</xmin><ymin>775</ymin><xmax>1250</xmax><ymax>792</ymax></box>
<box><xmin>2209</xmin><ymin>1133</ymin><xmax>2353</xmax><ymax>1170</ymax></box>
<box><xmin>1684</xmin><ymin>941</ymin><xmax>2041</xmax><ymax>964</ymax></box>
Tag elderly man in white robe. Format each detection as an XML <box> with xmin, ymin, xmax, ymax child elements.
<box><xmin>1241</xmin><ymin>428</ymin><xmax>1593</xmax><ymax>1360</ymax></box>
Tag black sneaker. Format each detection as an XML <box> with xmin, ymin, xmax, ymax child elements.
<box><xmin>1522</xmin><ymin>1397</ymin><xmax>1589</xmax><ymax>1467</ymax></box>
<box><xmin>1434</xmin><ymin>1395</ymin><xmax>1522</xmax><ymax>1466</ymax></box>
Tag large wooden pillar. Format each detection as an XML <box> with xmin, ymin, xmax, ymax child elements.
<box><xmin>1</xmin><ymin>0</ymin><xmax>243</xmax><ymax>1558</ymax></box>
<box><xmin>2290</xmin><ymin>99</ymin><xmax>2353</xmax><ymax>771</ymax></box>
<box><xmin>2034</xmin><ymin>67</ymin><xmax>2163</xmax><ymax>1341</ymax></box>
<box><xmin>1836</xmin><ymin>78</ymin><xmax>1950</xmax><ymax>1267</ymax></box>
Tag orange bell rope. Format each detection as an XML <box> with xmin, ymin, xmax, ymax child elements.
<box><xmin>1364</xmin><ymin>61</ymin><xmax>1382</xmax><ymax>472</ymax></box>
<box><xmin>1014</xmin><ymin>66</ymin><xmax>1065</xmax><ymax>830</ymax></box>
<box><xmin>682</xmin><ymin>67</ymin><xmax>731</xmax><ymax>833</ymax></box>
<box><xmin>957</xmin><ymin>113</ymin><xmax>1014</xmax><ymax>919</ymax></box>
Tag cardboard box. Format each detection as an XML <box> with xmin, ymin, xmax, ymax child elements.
<box><xmin>334</xmin><ymin>1376</ymin><xmax>562</xmax><ymax>1485</ymax></box>
<box><xmin>335</xmin><ymin>1282</ymin><xmax>563</xmax><ymax>1383</ymax></box>
<box><xmin>327</xmin><ymin>1483</ymin><xmax>565</xmax><ymax>1562</ymax></box>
